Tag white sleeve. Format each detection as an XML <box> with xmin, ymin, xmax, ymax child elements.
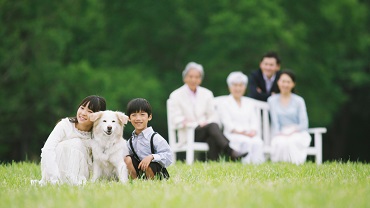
<box><xmin>218</xmin><ymin>99</ymin><xmax>237</xmax><ymax>133</ymax></box>
<box><xmin>297</xmin><ymin>97</ymin><xmax>309</xmax><ymax>131</ymax></box>
<box><xmin>168</xmin><ymin>93</ymin><xmax>186</xmax><ymax>127</ymax></box>
<box><xmin>40</xmin><ymin>119</ymin><xmax>69</xmax><ymax>181</ymax></box>
<box><xmin>151</xmin><ymin>134</ymin><xmax>173</xmax><ymax>168</ymax></box>
<box><xmin>205</xmin><ymin>93</ymin><xmax>219</xmax><ymax>125</ymax></box>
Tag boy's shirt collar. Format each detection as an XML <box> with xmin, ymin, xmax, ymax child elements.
<box><xmin>131</xmin><ymin>126</ymin><xmax>153</xmax><ymax>139</ymax></box>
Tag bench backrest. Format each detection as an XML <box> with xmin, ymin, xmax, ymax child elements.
<box><xmin>214</xmin><ymin>96</ymin><xmax>272</xmax><ymax>146</ymax></box>
<box><xmin>167</xmin><ymin>99</ymin><xmax>177</xmax><ymax>146</ymax></box>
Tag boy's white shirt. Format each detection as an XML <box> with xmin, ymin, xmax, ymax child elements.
<box><xmin>128</xmin><ymin>126</ymin><xmax>172</xmax><ymax>168</ymax></box>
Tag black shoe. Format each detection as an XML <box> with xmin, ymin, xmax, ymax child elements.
<box><xmin>230</xmin><ymin>150</ymin><xmax>249</xmax><ymax>161</ymax></box>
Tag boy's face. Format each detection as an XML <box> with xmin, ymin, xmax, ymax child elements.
<box><xmin>129</xmin><ymin>110</ymin><xmax>152</xmax><ymax>134</ymax></box>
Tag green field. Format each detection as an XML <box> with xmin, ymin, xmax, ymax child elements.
<box><xmin>0</xmin><ymin>161</ymin><xmax>369</xmax><ymax>208</ymax></box>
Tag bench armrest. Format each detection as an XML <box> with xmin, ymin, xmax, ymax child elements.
<box><xmin>307</xmin><ymin>127</ymin><xmax>327</xmax><ymax>164</ymax></box>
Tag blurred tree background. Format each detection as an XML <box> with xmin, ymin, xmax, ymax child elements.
<box><xmin>1</xmin><ymin>0</ymin><xmax>369</xmax><ymax>162</ymax></box>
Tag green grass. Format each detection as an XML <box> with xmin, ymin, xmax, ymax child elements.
<box><xmin>0</xmin><ymin>161</ymin><xmax>369</xmax><ymax>208</ymax></box>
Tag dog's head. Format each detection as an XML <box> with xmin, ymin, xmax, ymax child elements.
<box><xmin>89</xmin><ymin>110</ymin><xmax>129</xmax><ymax>137</ymax></box>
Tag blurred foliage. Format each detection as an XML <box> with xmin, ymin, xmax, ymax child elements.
<box><xmin>0</xmin><ymin>0</ymin><xmax>369</xmax><ymax>162</ymax></box>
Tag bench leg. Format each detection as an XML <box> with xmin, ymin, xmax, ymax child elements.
<box><xmin>186</xmin><ymin>148</ymin><xmax>194</xmax><ymax>165</ymax></box>
<box><xmin>315</xmin><ymin>132</ymin><xmax>323</xmax><ymax>165</ymax></box>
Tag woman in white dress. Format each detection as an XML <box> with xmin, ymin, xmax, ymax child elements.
<box><xmin>267</xmin><ymin>71</ymin><xmax>311</xmax><ymax>165</ymax></box>
<box><xmin>35</xmin><ymin>95</ymin><xmax>106</xmax><ymax>185</ymax></box>
<box><xmin>218</xmin><ymin>72</ymin><xmax>265</xmax><ymax>164</ymax></box>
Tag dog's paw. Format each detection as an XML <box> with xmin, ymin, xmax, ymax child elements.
<box><xmin>119</xmin><ymin>177</ymin><xmax>129</xmax><ymax>183</ymax></box>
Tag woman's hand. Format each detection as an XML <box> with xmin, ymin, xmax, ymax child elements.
<box><xmin>232</xmin><ymin>129</ymin><xmax>257</xmax><ymax>137</ymax></box>
<box><xmin>244</xmin><ymin>130</ymin><xmax>257</xmax><ymax>137</ymax></box>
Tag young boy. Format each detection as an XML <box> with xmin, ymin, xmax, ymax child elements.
<box><xmin>124</xmin><ymin>98</ymin><xmax>172</xmax><ymax>180</ymax></box>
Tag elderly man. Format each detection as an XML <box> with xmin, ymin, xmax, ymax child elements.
<box><xmin>168</xmin><ymin>62</ymin><xmax>247</xmax><ymax>161</ymax></box>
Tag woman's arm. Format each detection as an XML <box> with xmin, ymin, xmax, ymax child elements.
<box><xmin>217</xmin><ymin>99</ymin><xmax>236</xmax><ymax>134</ymax></box>
<box><xmin>247</xmin><ymin>101</ymin><xmax>259</xmax><ymax>133</ymax></box>
<box><xmin>40</xmin><ymin>119</ymin><xmax>68</xmax><ymax>181</ymax></box>
<box><xmin>297</xmin><ymin>97</ymin><xmax>309</xmax><ymax>131</ymax></box>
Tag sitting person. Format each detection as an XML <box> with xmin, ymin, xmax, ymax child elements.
<box><xmin>217</xmin><ymin>72</ymin><xmax>265</xmax><ymax>164</ymax></box>
<box><xmin>124</xmin><ymin>98</ymin><xmax>172</xmax><ymax>180</ymax></box>
<box><xmin>267</xmin><ymin>71</ymin><xmax>311</xmax><ymax>165</ymax></box>
<box><xmin>34</xmin><ymin>95</ymin><xmax>107</xmax><ymax>185</ymax></box>
<box><xmin>168</xmin><ymin>62</ymin><xmax>248</xmax><ymax>161</ymax></box>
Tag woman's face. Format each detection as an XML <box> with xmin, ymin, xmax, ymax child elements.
<box><xmin>277</xmin><ymin>74</ymin><xmax>295</xmax><ymax>94</ymax></box>
<box><xmin>76</xmin><ymin>102</ymin><xmax>94</xmax><ymax>127</ymax></box>
<box><xmin>229</xmin><ymin>82</ymin><xmax>246</xmax><ymax>99</ymax></box>
<box><xmin>184</xmin><ymin>68</ymin><xmax>202</xmax><ymax>91</ymax></box>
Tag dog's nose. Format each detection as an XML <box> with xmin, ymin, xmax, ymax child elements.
<box><xmin>107</xmin><ymin>126</ymin><xmax>112</xmax><ymax>131</ymax></box>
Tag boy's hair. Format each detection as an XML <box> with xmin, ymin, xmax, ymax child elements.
<box><xmin>126</xmin><ymin>98</ymin><xmax>152</xmax><ymax>116</ymax></box>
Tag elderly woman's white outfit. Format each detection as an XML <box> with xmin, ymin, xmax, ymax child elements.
<box><xmin>267</xmin><ymin>94</ymin><xmax>311</xmax><ymax>165</ymax></box>
<box><xmin>217</xmin><ymin>95</ymin><xmax>265</xmax><ymax>164</ymax></box>
<box><xmin>36</xmin><ymin>118</ymin><xmax>92</xmax><ymax>185</ymax></box>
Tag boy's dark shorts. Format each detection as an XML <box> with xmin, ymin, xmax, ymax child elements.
<box><xmin>128</xmin><ymin>155</ymin><xmax>170</xmax><ymax>180</ymax></box>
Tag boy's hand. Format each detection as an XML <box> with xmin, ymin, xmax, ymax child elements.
<box><xmin>138</xmin><ymin>155</ymin><xmax>154</xmax><ymax>171</ymax></box>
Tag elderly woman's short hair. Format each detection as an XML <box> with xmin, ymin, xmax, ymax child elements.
<box><xmin>182</xmin><ymin>62</ymin><xmax>204</xmax><ymax>79</ymax></box>
<box><xmin>226</xmin><ymin>71</ymin><xmax>248</xmax><ymax>86</ymax></box>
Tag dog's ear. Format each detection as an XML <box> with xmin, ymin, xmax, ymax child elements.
<box><xmin>116</xmin><ymin>112</ymin><xmax>129</xmax><ymax>125</ymax></box>
<box><xmin>89</xmin><ymin>111</ymin><xmax>103</xmax><ymax>122</ymax></box>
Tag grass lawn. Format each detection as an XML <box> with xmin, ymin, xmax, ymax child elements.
<box><xmin>0</xmin><ymin>161</ymin><xmax>369</xmax><ymax>208</ymax></box>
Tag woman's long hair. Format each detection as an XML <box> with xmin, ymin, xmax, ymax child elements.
<box><xmin>69</xmin><ymin>95</ymin><xmax>106</xmax><ymax>123</ymax></box>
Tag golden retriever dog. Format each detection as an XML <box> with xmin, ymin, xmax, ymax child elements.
<box><xmin>88</xmin><ymin>110</ymin><xmax>129</xmax><ymax>183</ymax></box>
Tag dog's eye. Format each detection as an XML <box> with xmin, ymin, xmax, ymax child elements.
<box><xmin>103</xmin><ymin>120</ymin><xmax>106</xmax><ymax>122</ymax></box>
<box><xmin>112</xmin><ymin>120</ymin><xmax>116</xmax><ymax>123</ymax></box>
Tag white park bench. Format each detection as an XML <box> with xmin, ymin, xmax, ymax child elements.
<box><xmin>167</xmin><ymin>96</ymin><xmax>327</xmax><ymax>165</ymax></box>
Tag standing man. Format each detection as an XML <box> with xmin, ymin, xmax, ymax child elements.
<box><xmin>247</xmin><ymin>52</ymin><xmax>281</xmax><ymax>101</ymax></box>
<box><xmin>168</xmin><ymin>62</ymin><xmax>248</xmax><ymax>161</ymax></box>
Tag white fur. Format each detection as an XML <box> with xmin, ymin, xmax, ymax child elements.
<box><xmin>88</xmin><ymin>110</ymin><xmax>129</xmax><ymax>183</ymax></box>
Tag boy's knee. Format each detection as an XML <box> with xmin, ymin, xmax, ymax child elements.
<box><xmin>145</xmin><ymin>167</ymin><xmax>155</xmax><ymax>179</ymax></box>
<box><xmin>124</xmin><ymin>156</ymin><xmax>132</xmax><ymax>166</ymax></box>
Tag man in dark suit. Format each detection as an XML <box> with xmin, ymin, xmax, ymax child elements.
<box><xmin>247</xmin><ymin>52</ymin><xmax>281</xmax><ymax>101</ymax></box>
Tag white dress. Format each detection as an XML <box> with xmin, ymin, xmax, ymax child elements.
<box><xmin>270</xmin><ymin>129</ymin><xmax>311</xmax><ymax>165</ymax></box>
<box><xmin>36</xmin><ymin>118</ymin><xmax>92</xmax><ymax>185</ymax></box>
<box><xmin>268</xmin><ymin>94</ymin><xmax>311</xmax><ymax>165</ymax></box>
<box><xmin>217</xmin><ymin>95</ymin><xmax>265</xmax><ymax>164</ymax></box>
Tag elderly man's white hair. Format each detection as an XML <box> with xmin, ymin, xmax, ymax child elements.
<box><xmin>182</xmin><ymin>62</ymin><xmax>204</xmax><ymax>79</ymax></box>
<box><xmin>226</xmin><ymin>71</ymin><xmax>248</xmax><ymax>86</ymax></box>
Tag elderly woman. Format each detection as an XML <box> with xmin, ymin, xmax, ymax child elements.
<box><xmin>217</xmin><ymin>72</ymin><xmax>265</xmax><ymax>164</ymax></box>
<box><xmin>268</xmin><ymin>71</ymin><xmax>311</xmax><ymax>165</ymax></box>
<box><xmin>168</xmin><ymin>62</ymin><xmax>248</xmax><ymax>161</ymax></box>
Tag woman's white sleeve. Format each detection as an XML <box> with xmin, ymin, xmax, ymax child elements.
<box><xmin>40</xmin><ymin>120</ymin><xmax>67</xmax><ymax>181</ymax></box>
